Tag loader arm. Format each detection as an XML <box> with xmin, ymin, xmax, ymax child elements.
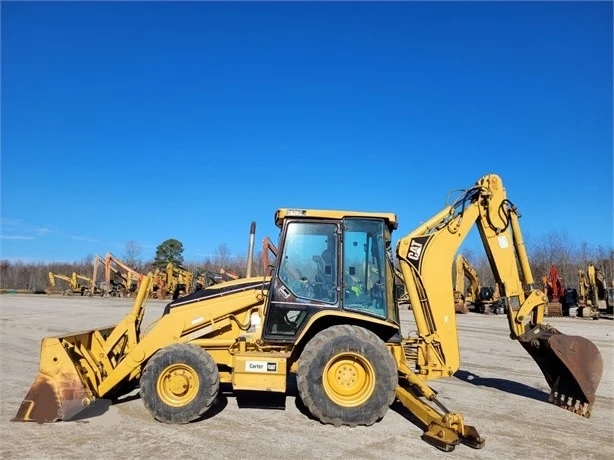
<box><xmin>12</xmin><ymin>274</ymin><xmax>267</xmax><ymax>424</ymax></box>
<box><xmin>396</xmin><ymin>174</ymin><xmax>602</xmax><ymax>416</ymax></box>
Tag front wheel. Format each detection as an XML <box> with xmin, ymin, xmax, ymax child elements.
<box><xmin>140</xmin><ymin>343</ymin><xmax>220</xmax><ymax>424</ymax></box>
<box><xmin>296</xmin><ymin>324</ymin><xmax>397</xmax><ymax>427</ymax></box>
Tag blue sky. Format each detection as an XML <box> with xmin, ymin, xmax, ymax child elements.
<box><xmin>1</xmin><ymin>1</ymin><xmax>612</xmax><ymax>264</ymax></box>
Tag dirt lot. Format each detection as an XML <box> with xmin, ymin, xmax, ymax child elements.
<box><xmin>0</xmin><ymin>294</ymin><xmax>612</xmax><ymax>459</ymax></box>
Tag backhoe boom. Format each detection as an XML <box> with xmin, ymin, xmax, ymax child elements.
<box><xmin>396</xmin><ymin>174</ymin><xmax>602</xmax><ymax>416</ymax></box>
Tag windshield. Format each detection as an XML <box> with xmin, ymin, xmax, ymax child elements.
<box><xmin>278</xmin><ymin>222</ymin><xmax>338</xmax><ymax>304</ymax></box>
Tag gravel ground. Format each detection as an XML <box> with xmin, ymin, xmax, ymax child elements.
<box><xmin>0</xmin><ymin>294</ymin><xmax>612</xmax><ymax>459</ymax></box>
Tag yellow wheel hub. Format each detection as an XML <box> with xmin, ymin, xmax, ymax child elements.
<box><xmin>323</xmin><ymin>352</ymin><xmax>375</xmax><ymax>407</ymax></box>
<box><xmin>156</xmin><ymin>364</ymin><xmax>200</xmax><ymax>407</ymax></box>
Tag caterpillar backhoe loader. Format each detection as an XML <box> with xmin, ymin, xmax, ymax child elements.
<box><xmin>13</xmin><ymin>174</ymin><xmax>603</xmax><ymax>452</ymax></box>
<box><xmin>453</xmin><ymin>255</ymin><xmax>480</xmax><ymax>314</ymax></box>
<box><xmin>47</xmin><ymin>272</ymin><xmax>93</xmax><ymax>296</ymax></box>
<box><xmin>151</xmin><ymin>262</ymin><xmax>195</xmax><ymax>300</ymax></box>
<box><xmin>577</xmin><ymin>265</ymin><xmax>608</xmax><ymax>319</ymax></box>
<box><xmin>103</xmin><ymin>252</ymin><xmax>144</xmax><ymax>297</ymax></box>
<box><xmin>453</xmin><ymin>255</ymin><xmax>503</xmax><ymax>315</ymax></box>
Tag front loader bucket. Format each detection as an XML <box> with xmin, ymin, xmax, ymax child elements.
<box><xmin>518</xmin><ymin>324</ymin><xmax>603</xmax><ymax>418</ymax></box>
<box><xmin>12</xmin><ymin>336</ymin><xmax>96</xmax><ymax>423</ymax></box>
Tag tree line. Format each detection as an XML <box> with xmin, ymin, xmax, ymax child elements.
<box><xmin>0</xmin><ymin>238</ymin><xmax>272</xmax><ymax>292</ymax></box>
<box><xmin>461</xmin><ymin>230</ymin><xmax>614</xmax><ymax>291</ymax></box>
<box><xmin>1</xmin><ymin>231</ymin><xmax>612</xmax><ymax>293</ymax></box>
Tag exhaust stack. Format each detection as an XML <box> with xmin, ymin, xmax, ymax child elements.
<box><xmin>246</xmin><ymin>221</ymin><xmax>256</xmax><ymax>278</ymax></box>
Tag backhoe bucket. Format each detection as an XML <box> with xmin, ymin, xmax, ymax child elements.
<box><xmin>518</xmin><ymin>325</ymin><xmax>603</xmax><ymax>418</ymax></box>
<box><xmin>11</xmin><ymin>332</ymin><xmax>105</xmax><ymax>423</ymax></box>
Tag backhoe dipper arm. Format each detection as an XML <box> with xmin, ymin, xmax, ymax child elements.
<box><xmin>396</xmin><ymin>173</ymin><xmax>603</xmax><ymax>417</ymax></box>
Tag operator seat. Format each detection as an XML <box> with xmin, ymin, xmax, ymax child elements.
<box><xmin>313</xmin><ymin>248</ymin><xmax>335</xmax><ymax>302</ymax></box>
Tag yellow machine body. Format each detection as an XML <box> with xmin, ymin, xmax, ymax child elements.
<box><xmin>14</xmin><ymin>174</ymin><xmax>604</xmax><ymax>453</ymax></box>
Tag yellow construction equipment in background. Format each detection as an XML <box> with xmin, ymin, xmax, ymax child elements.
<box><xmin>102</xmin><ymin>252</ymin><xmax>144</xmax><ymax>297</ymax></box>
<box><xmin>453</xmin><ymin>255</ymin><xmax>502</xmax><ymax>314</ymax></box>
<box><xmin>47</xmin><ymin>272</ymin><xmax>95</xmax><ymax>296</ymax></box>
<box><xmin>577</xmin><ymin>264</ymin><xmax>609</xmax><ymax>319</ymax></box>
<box><xmin>453</xmin><ymin>255</ymin><xmax>478</xmax><ymax>313</ymax></box>
<box><xmin>152</xmin><ymin>262</ymin><xmax>195</xmax><ymax>299</ymax></box>
<box><xmin>13</xmin><ymin>174</ymin><xmax>604</xmax><ymax>453</ymax></box>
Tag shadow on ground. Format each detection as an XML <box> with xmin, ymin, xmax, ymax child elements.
<box><xmin>455</xmin><ymin>370</ymin><xmax>549</xmax><ymax>402</ymax></box>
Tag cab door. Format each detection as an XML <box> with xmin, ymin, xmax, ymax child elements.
<box><xmin>263</xmin><ymin>220</ymin><xmax>340</xmax><ymax>342</ymax></box>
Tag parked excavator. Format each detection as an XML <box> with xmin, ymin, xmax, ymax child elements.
<box><xmin>102</xmin><ymin>252</ymin><xmax>144</xmax><ymax>297</ymax></box>
<box><xmin>577</xmin><ymin>265</ymin><xmax>609</xmax><ymax>319</ymax></box>
<box><xmin>453</xmin><ymin>254</ymin><xmax>477</xmax><ymax>313</ymax></box>
<box><xmin>542</xmin><ymin>265</ymin><xmax>566</xmax><ymax>317</ymax></box>
<box><xmin>453</xmin><ymin>255</ymin><xmax>503</xmax><ymax>315</ymax></box>
<box><xmin>13</xmin><ymin>174</ymin><xmax>603</xmax><ymax>453</ymax></box>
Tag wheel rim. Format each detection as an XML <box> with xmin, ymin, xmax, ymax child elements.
<box><xmin>156</xmin><ymin>363</ymin><xmax>200</xmax><ymax>407</ymax></box>
<box><xmin>323</xmin><ymin>352</ymin><xmax>375</xmax><ymax>407</ymax></box>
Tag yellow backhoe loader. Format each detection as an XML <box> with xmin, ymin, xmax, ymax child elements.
<box><xmin>453</xmin><ymin>255</ymin><xmax>479</xmax><ymax>313</ymax></box>
<box><xmin>453</xmin><ymin>255</ymin><xmax>502</xmax><ymax>314</ymax></box>
<box><xmin>577</xmin><ymin>265</ymin><xmax>608</xmax><ymax>319</ymax></box>
<box><xmin>103</xmin><ymin>252</ymin><xmax>144</xmax><ymax>297</ymax></box>
<box><xmin>13</xmin><ymin>174</ymin><xmax>603</xmax><ymax>452</ymax></box>
<box><xmin>47</xmin><ymin>272</ymin><xmax>93</xmax><ymax>296</ymax></box>
<box><xmin>152</xmin><ymin>262</ymin><xmax>196</xmax><ymax>300</ymax></box>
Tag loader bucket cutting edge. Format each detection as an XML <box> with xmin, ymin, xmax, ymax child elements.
<box><xmin>518</xmin><ymin>327</ymin><xmax>603</xmax><ymax>417</ymax></box>
<box><xmin>11</xmin><ymin>337</ymin><xmax>95</xmax><ymax>424</ymax></box>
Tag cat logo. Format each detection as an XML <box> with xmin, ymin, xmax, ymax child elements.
<box><xmin>408</xmin><ymin>240</ymin><xmax>424</xmax><ymax>261</ymax></box>
<box><xmin>406</xmin><ymin>235</ymin><xmax>431</xmax><ymax>272</ymax></box>
<box><xmin>267</xmin><ymin>363</ymin><xmax>277</xmax><ymax>372</ymax></box>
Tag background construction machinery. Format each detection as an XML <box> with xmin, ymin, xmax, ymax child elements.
<box><xmin>453</xmin><ymin>254</ymin><xmax>503</xmax><ymax>315</ymax></box>
<box><xmin>577</xmin><ymin>264</ymin><xmax>612</xmax><ymax>320</ymax></box>
<box><xmin>47</xmin><ymin>271</ymin><xmax>98</xmax><ymax>296</ymax></box>
<box><xmin>542</xmin><ymin>265</ymin><xmax>566</xmax><ymax>317</ymax></box>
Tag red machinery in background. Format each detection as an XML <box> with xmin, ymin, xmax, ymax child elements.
<box><xmin>542</xmin><ymin>265</ymin><xmax>565</xmax><ymax>317</ymax></box>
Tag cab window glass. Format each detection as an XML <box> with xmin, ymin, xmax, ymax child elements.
<box><xmin>342</xmin><ymin>219</ymin><xmax>387</xmax><ymax>318</ymax></box>
<box><xmin>279</xmin><ymin>222</ymin><xmax>338</xmax><ymax>303</ymax></box>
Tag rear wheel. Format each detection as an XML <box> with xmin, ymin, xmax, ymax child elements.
<box><xmin>296</xmin><ymin>324</ymin><xmax>397</xmax><ymax>427</ymax></box>
<box><xmin>140</xmin><ymin>343</ymin><xmax>219</xmax><ymax>423</ymax></box>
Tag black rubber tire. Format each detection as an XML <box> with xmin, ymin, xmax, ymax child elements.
<box><xmin>296</xmin><ymin>324</ymin><xmax>397</xmax><ymax>427</ymax></box>
<box><xmin>140</xmin><ymin>343</ymin><xmax>220</xmax><ymax>424</ymax></box>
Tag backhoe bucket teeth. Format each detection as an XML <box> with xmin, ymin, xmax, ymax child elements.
<box><xmin>518</xmin><ymin>325</ymin><xmax>603</xmax><ymax>418</ymax></box>
<box><xmin>11</xmin><ymin>337</ymin><xmax>94</xmax><ymax>423</ymax></box>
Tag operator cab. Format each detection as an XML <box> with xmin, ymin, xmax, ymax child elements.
<box><xmin>263</xmin><ymin>209</ymin><xmax>399</xmax><ymax>342</ymax></box>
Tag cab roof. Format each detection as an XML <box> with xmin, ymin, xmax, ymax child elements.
<box><xmin>275</xmin><ymin>208</ymin><xmax>399</xmax><ymax>231</ymax></box>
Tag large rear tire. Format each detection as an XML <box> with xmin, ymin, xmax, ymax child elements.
<box><xmin>140</xmin><ymin>343</ymin><xmax>219</xmax><ymax>424</ymax></box>
<box><xmin>296</xmin><ymin>324</ymin><xmax>397</xmax><ymax>427</ymax></box>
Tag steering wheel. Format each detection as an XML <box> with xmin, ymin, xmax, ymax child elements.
<box><xmin>282</xmin><ymin>310</ymin><xmax>302</xmax><ymax>330</ymax></box>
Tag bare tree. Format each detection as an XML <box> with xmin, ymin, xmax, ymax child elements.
<box><xmin>214</xmin><ymin>243</ymin><xmax>232</xmax><ymax>269</ymax></box>
<box><xmin>123</xmin><ymin>240</ymin><xmax>143</xmax><ymax>270</ymax></box>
